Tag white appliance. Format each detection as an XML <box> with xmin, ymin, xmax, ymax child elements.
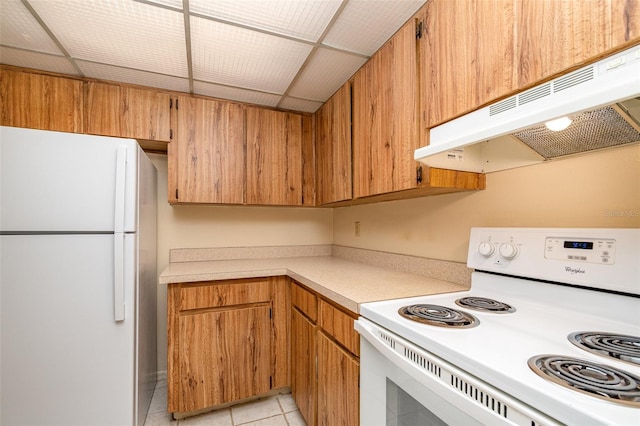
<box><xmin>356</xmin><ymin>227</ymin><xmax>640</xmax><ymax>426</ymax></box>
<box><xmin>414</xmin><ymin>44</ymin><xmax>640</xmax><ymax>173</ymax></box>
<box><xmin>0</xmin><ymin>126</ymin><xmax>158</xmax><ymax>426</ymax></box>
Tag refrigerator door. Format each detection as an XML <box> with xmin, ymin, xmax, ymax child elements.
<box><xmin>0</xmin><ymin>126</ymin><xmax>138</xmax><ymax>233</ymax></box>
<box><xmin>0</xmin><ymin>234</ymin><xmax>136</xmax><ymax>425</ymax></box>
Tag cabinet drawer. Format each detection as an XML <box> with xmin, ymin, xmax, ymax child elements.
<box><xmin>292</xmin><ymin>282</ymin><xmax>317</xmax><ymax>322</ymax></box>
<box><xmin>179</xmin><ymin>279</ymin><xmax>271</xmax><ymax>311</ymax></box>
<box><xmin>318</xmin><ymin>300</ymin><xmax>359</xmax><ymax>356</ymax></box>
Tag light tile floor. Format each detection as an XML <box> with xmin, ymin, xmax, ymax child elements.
<box><xmin>144</xmin><ymin>381</ymin><xmax>307</xmax><ymax>426</ymax></box>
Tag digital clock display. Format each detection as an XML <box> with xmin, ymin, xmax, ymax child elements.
<box><xmin>563</xmin><ymin>241</ymin><xmax>594</xmax><ymax>250</ymax></box>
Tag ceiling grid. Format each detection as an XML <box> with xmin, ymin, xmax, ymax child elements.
<box><xmin>0</xmin><ymin>0</ymin><xmax>426</xmax><ymax>113</ymax></box>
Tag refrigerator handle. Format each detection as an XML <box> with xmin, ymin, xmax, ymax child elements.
<box><xmin>114</xmin><ymin>145</ymin><xmax>127</xmax><ymax>233</ymax></box>
<box><xmin>114</xmin><ymin>233</ymin><xmax>125</xmax><ymax>322</ymax></box>
<box><xmin>113</xmin><ymin>145</ymin><xmax>127</xmax><ymax>322</ymax></box>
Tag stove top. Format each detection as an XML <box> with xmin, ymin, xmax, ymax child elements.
<box><xmin>528</xmin><ymin>354</ymin><xmax>640</xmax><ymax>407</ymax></box>
<box><xmin>358</xmin><ymin>228</ymin><xmax>640</xmax><ymax>425</ymax></box>
<box><xmin>360</xmin><ymin>272</ymin><xmax>640</xmax><ymax>425</ymax></box>
<box><xmin>455</xmin><ymin>296</ymin><xmax>516</xmax><ymax>313</ymax></box>
<box><xmin>398</xmin><ymin>304</ymin><xmax>478</xmax><ymax>328</ymax></box>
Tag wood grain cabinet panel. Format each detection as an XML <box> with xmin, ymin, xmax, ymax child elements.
<box><xmin>318</xmin><ymin>300</ymin><xmax>359</xmax><ymax>357</ymax></box>
<box><xmin>246</xmin><ymin>107</ymin><xmax>304</xmax><ymax>206</ymax></box>
<box><xmin>168</xmin><ymin>278</ymin><xmax>289</xmax><ymax>415</ymax></box>
<box><xmin>86</xmin><ymin>82</ymin><xmax>171</xmax><ymax>144</ymax></box>
<box><xmin>315</xmin><ymin>82</ymin><xmax>352</xmax><ymax>205</ymax></box>
<box><xmin>171</xmin><ymin>96</ymin><xmax>245</xmax><ymax>204</ymax></box>
<box><xmin>291</xmin><ymin>307</ymin><xmax>317</xmax><ymax>425</ymax></box>
<box><xmin>352</xmin><ymin>17</ymin><xmax>420</xmax><ymax>198</ymax></box>
<box><xmin>290</xmin><ymin>282</ymin><xmax>360</xmax><ymax>426</ymax></box>
<box><xmin>178</xmin><ymin>306</ymin><xmax>272</xmax><ymax>412</ymax></box>
<box><xmin>316</xmin><ymin>332</ymin><xmax>359</xmax><ymax>426</ymax></box>
<box><xmin>517</xmin><ymin>0</ymin><xmax>640</xmax><ymax>91</ymax></box>
<box><xmin>291</xmin><ymin>282</ymin><xmax>318</xmax><ymax>321</ymax></box>
<box><xmin>1</xmin><ymin>68</ymin><xmax>83</xmax><ymax>133</ymax></box>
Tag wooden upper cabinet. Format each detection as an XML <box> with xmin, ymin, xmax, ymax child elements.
<box><xmin>517</xmin><ymin>0</ymin><xmax>640</xmax><ymax>90</ymax></box>
<box><xmin>171</xmin><ymin>96</ymin><xmax>245</xmax><ymax>204</ymax></box>
<box><xmin>611</xmin><ymin>0</ymin><xmax>640</xmax><ymax>47</ymax></box>
<box><xmin>1</xmin><ymin>68</ymin><xmax>83</xmax><ymax>133</ymax></box>
<box><xmin>421</xmin><ymin>0</ymin><xmax>516</xmax><ymax>128</ymax></box>
<box><xmin>421</xmin><ymin>0</ymin><xmax>477</xmax><ymax>128</ymax></box>
<box><xmin>352</xmin><ymin>17</ymin><xmax>420</xmax><ymax>199</ymax></box>
<box><xmin>85</xmin><ymin>81</ymin><xmax>171</xmax><ymax>143</ymax></box>
<box><xmin>315</xmin><ymin>82</ymin><xmax>352</xmax><ymax>205</ymax></box>
<box><xmin>246</xmin><ymin>107</ymin><xmax>304</xmax><ymax>206</ymax></box>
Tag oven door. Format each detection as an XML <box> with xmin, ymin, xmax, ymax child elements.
<box><xmin>355</xmin><ymin>318</ymin><xmax>558</xmax><ymax>426</ymax></box>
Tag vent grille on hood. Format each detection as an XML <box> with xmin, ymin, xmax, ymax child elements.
<box><xmin>513</xmin><ymin>105</ymin><xmax>640</xmax><ymax>159</ymax></box>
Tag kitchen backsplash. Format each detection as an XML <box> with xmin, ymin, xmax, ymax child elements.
<box><xmin>169</xmin><ymin>244</ymin><xmax>471</xmax><ymax>287</ymax></box>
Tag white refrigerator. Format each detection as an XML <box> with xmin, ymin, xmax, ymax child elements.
<box><xmin>0</xmin><ymin>126</ymin><xmax>158</xmax><ymax>425</ymax></box>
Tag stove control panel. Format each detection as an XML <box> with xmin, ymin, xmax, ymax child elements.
<box><xmin>545</xmin><ymin>236</ymin><xmax>616</xmax><ymax>264</ymax></box>
<box><xmin>467</xmin><ymin>227</ymin><xmax>640</xmax><ymax>295</ymax></box>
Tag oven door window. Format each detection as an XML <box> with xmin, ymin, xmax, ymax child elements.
<box><xmin>387</xmin><ymin>379</ymin><xmax>447</xmax><ymax>426</ymax></box>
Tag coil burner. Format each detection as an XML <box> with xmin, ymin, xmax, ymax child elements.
<box><xmin>569</xmin><ymin>332</ymin><xmax>640</xmax><ymax>366</ymax></box>
<box><xmin>528</xmin><ymin>355</ymin><xmax>640</xmax><ymax>407</ymax></box>
<box><xmin>398</xmin><ymin>304</ymin><xmax>478</xmax><ymax>328</ymax></box>
<box><xmin>455</xmin><ymin>296</ymin><xmax>516</xmax><ymax>313</ymax></box>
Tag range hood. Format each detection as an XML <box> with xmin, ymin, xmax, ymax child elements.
<box><xmin>415</xmin><ymin>45</ymin><xmax>640</xmax><ymax>173</ymax></box>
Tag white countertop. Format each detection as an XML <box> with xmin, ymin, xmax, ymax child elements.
<box><xmin>160</xmin><ymin>255</ymin><xmax>469</xmax><ymax>313</ymax></box>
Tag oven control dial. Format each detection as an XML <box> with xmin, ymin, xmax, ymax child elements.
<box><xmin>477</xmin><ymin>241</ymin><xmax>496</xmax><ymax>257</ymax></box>
<box><xmin>499</xmin><ymin>243</ymin><xmax>520</xmax><ymax>259</ymax></box>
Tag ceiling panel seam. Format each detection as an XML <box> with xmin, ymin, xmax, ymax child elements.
<box><xmin>182</xmin><ymin>0</ymin><xmax>194</xmax><ymax>93</ymax></box>
<box><xmin>276</xmin><ymin>0</ymin><xmax>353</xmax><ymax>109</ymax></box>
<box><xmin>21</xmin><ymin>0</ymin><xmax>84</xmax><ymax>77</ymax></box>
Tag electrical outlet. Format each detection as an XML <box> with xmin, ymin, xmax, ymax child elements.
<box><xmin>355</xmin><ymin>221</ymin><xmax>361</xmax><ymax>237</ymax></box>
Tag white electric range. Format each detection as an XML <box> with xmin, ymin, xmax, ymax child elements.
<box><xmin>355</xmin><ymin>227</ymin><xmax>640</xmax><ymax>426</ymax></box>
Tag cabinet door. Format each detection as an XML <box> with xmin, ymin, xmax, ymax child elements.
<box><xmin>86</xmin><ymin>82</ymin><xmax>171</xmax><ymax>142</ymax></box>
<box><xmin>246</xmin><ymin>107</ymin><xmax>303</xmax><ymax>206</ymax></box>
<box><xmin>516</xmin><ymin>0</ymin><xmax>640</xmax><ymax>89</ymax></box>
<box><xmin>352</xmin><ymin>18</ymin><xmax>419</xmax><ymax>198</ymax></box>
<box><xmin>421</xmin><ymin>0</ymin><xmax>476</xmax><ymax>128</ymax></box>
<box><xmin>291</xmin><ymin>307</ymin><xmax>316</xmax><ymax>425</ymax></box>
<box><xmin>178</xmin><ymin>306</ymin><xmax>272</xmax><ymax>412</ymax></box>
<box><xmin>172</xmin><ymin>96</ymin><xmax>245</xmax><ymax>204</ymax></box>
<box><xmin>315</xmin><ymin>82</ymin><xmax>352</xmax><ymax>205</ymax></box>
<box><xmin>1</xmin><ymin>68</ymin><xmax>83</xmax><ymax>133</ymax></box>
<box><xmin>317</xmin><ymin>332</ymin><xmax>359</xmax><ymax>426</ymax></box>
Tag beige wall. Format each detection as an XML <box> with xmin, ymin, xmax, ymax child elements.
<box><xmin>333</xmin><ymin>144</ymin><xmax>640</xmax><ymax>263</ymax></box>
<box><xmin>148</xmin><ymin>154</ymin><xmax>333</xmax><ymax>376</ymax></box>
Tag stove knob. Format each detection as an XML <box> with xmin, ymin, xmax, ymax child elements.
<box><xmin>499</xmin><ymin>243</ymin><xmax>520</xmax><ymax>259</ymax></box>
<box><xmin>477</xmin><ymin>241</ymin><xmax>496</xmax><ymax>257</ymax></box>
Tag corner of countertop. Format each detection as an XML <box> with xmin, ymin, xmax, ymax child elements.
<box><xmin>331</xmin><ymin>245</ymin><xmax>471</xmax><ymax>287</ymax></box>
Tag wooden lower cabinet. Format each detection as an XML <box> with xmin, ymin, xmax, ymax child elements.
<box><xmin>178</xmin><ymin>306</ymin><xmax>272</xmax><ymax>412</ymax></box>
<box><xmin>167</xmin><ymin>277</ymin><xmax>289</xmax><ymax>415</ymax></box>
<box><xmin>317</xmin><ymin>332</ymin><xmax>359</xmax><ymax>426</ymax></box>
<box><xmin>290</xmin><ymin>282</ymin><xmax>360</xmax><ymax>425</ymax></box>
<box><xmin>291</xmin><ymin>307</ymin><xmax>316</xmax><ymax>424</ymax></box>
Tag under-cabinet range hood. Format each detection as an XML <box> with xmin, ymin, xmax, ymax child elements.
<box><xmin>415</xmin><ymin>45</ymin><xmax>640</xmax><ymax>173</ymax></box>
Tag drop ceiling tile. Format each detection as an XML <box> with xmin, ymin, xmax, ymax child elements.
<box><xmin>191</xmin><ymin>15</ymin><xmax>313</xmax><ymax>94</ymax></box>
<box><xmin>279</xmin><ymin>97</ymin><xmax>323</xmax><ymax>113</ymax></box>
<box><xmin>0</xmin><ymin>0</ymin><xmax>62</xmax><ymax>55</ymax></box>
<box><xmin>189</xmin><ymin>0</ymin><xmax>341</xmax><ymax>42</ymax></box>
<box><xmin>28</xmin><ymin>0</ymin><xmax>188</xmax><ymax>78</ymax></box>
<box><xmin>288</xmin><ymin>48</ymin><xmax>366</xmax><ymax>102</ymax></box>
<box><xmin>77</xmin><ymin>60</ymin><xmax>190</xmax><ymax>92</ymax></box>
<box><xmin>145</xmin><ymin>0</ymin><xmax>183</xmax><ymax>10</ymax></box>
<box><xmin>323</xmin><ymin>0</ymin><xmax>425</xmax><ymax>55</ymax></box>
<box><xmin>193</xmin><ymin>80</ymin><xmax>282</xmax><ymax>107</ymax></box>
<box><xmin>0</xmin><ymin>47</ymin><xmax>79</xmax><ymax>75</ymax></box>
